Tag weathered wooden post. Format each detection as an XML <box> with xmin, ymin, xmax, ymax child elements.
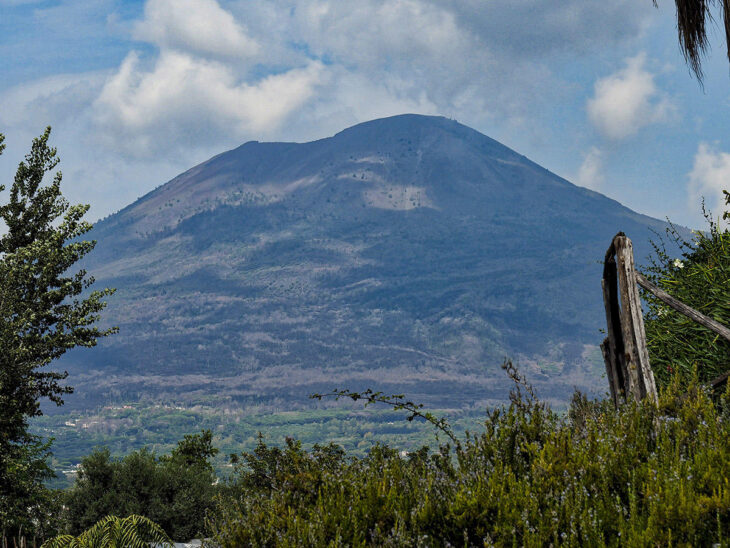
<box><xmin>601</xmin><ymin>232</ymin><xmax>658</xmax><ymax>405</ymax></box>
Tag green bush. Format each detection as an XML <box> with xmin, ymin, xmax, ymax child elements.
<box><xmin>209</xmin><ymin>374</ymin><xmax>730</xmax><ymax>546</ymax></box>
<box><xmin>643</xmin><ymin>191</ymin><xmax>730</xmax><ymax>387</ymax></box>
<box><xmin>63</xmin><ymin>430</ymin><xmax>218</xmax><ymax>541</ymax></box>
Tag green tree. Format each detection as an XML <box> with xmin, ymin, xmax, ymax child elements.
<box><xmin>64</xmin><ymin>431</ymin><xmax>219</xmax><ymax>541</ymax></box>
<box><xmin>42</xmin><ymin>515</ymin><xmax>172</xmax><ymax>548</ymax></box>
<box><xmin>642</xmin><ymin>194</ymin><xmax>730</xmax><ymax>387</ymax></box>
<box><xmin>166</xmin><ymin>428</ymin><xmax>218</xmax><ymax>469</ymax></box>
<box><xmin>0</xmin><ymin>128</ymin><xmax>115</xmax><ymax>533</ymax></box>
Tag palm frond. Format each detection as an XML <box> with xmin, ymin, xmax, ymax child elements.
<box><xmin>41</xmin><ymin>515</ymin><xmax>173</xmax><ymax>548</ymax></box>
<box><xmin>40</xmin><ymin>536</ymin><xmax>81</xmax><ymax>548</ymax></box>
<box><xmin>657</xmin><ymin>0</ymin><xmax>730</xmax><ymax>81</ymax></box>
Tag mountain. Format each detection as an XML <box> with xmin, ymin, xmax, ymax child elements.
<box><xmin>60</xmin><ymin>114</ymin><xmax>672</xmax><ymax>412</ymax></box>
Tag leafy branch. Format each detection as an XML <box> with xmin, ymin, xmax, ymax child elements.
<box><xmin>310</xmin><ymin>389</ymin><xmax>459</xmax><ymax>446</ymax></box>
<box><xmin>502</xmin><ymin>359</ymin><xmax>539</xmax><ymax>412</ymax></box>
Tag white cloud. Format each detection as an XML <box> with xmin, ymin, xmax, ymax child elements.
<box><xmin>1</xmin><ymin>0</ymin><xmax>663</xmax><ymax>219</ymax></box>
<box><xmin>575</xmin><ymin>146</ymin><xmax>605</xmax><ymax>191</ymax></box>
<box><xmin>587</xmin><ymin>53</ymin><xmax>674</xmax><ymax>140</ymax></box>
<box><xmin>0</xmin><ymin>72</ymin><xmax>105</xmax><ymax>129</ymax></box>
<box><xmin>287</xmin><ymin>69</ymin><xmax>440</xmax><ymax>139</ymax></box>
<box><xmin>93</xmin><ymin>0</ymin><xmax>500</xmax><ymax>158</ymax></box>
<box><xmin>94</xmin><ymin>49</ymin><xmax>323</xmax><ymax>156</ymax></box>
<box><xmin>93</xmin><ymin>0</ymin><xmax>326</xmax><ymax>158</ymax></box>
<box><xmin>688</xmin><ymin>142</ymin><xmax>730</xmax><ymax>217</ymax></box>
<box><xmin>134</xmin><ymin>0</ymin><xmax>259</xmax><ymax>58</ymax></box>
<box><xmin>439</xmin><ymin>0</ymin><xmax>653</xmax><ymax>58</ymax></box>
<box><xmin>296</xmin><ymin>0</ymin><xmax>468</xmax><ymax>69</ymax></box>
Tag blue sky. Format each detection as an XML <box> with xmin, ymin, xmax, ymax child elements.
<box><xmin>1</xmin><ymin>0</ymin><xmax>730</xmax><ymax>229</ymax></box>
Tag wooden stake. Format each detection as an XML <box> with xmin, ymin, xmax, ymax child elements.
<box><xmin>615</xmin><ymin>236</ymin><xmax>657</xmax><ymax>404</ymax></box>
<box><xmin>601</xmin><ymin>233</ymin><xmax>658</xmax><ymax>405</ymax></box>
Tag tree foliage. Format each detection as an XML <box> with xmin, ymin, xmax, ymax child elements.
<box><xmin>642</xmin><ymin>193</ymin><xmax>730</xmax><ymax>387</ymax></box>
<box><xmin>63</xmin><ymin>430</ymin><xmax>218</xmax><ymax>541</ymax></box>
<box><xmin>42</xmin><ymin>515</ymin><xmax>172</xmax><ymax>548</ymax></box>
<box><xmin>210</xmin><ymin>377</ymin><xmax>730</xmax><ymax>546</ymax></box>
<box><xmin>0</xmin><ymin>128</ymin><xmax>115</xmax><ymax>534</ymax></box>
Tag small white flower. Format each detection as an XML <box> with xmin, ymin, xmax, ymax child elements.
<box><xmin>673</xmin><ymin>259</ymin><xmax>684</xmax><ymax>269</ymax></box>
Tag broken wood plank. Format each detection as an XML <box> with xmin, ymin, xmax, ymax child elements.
<box><xmin>601</xmin><ymin>337</ymin><xmax>622</xmax><ymax>407</ymax></box>
<box><xmin>601</xmin><ymin>255</ymin><xmax>625</xmax><ymax>406</ymax></box>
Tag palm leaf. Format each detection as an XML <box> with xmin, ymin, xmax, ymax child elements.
<box><xmin>41</xmin><ymin>515</ymin><xmax>173</xmax><ymax>548</ymax></box>
<box><xmin>657</xmin><ymin>0</ymin><xmax>730</xmax><ymax>81</ymax></box>
<box><xmin>40</xmin><ymin>536</ymin><xmax>82</xmax><ymax>548</ymax></box>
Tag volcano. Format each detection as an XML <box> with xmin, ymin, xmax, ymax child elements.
<box><xmin>61</xmin><ymin>114</ymin><xmax>672</xmax><ymax>411</ymax></box>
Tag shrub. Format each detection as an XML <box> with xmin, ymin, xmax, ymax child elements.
<box><xmin>42</xmin><ymin>514</ymin><xmax>172</xmax><ymax>548</ymax></box>
<box><xmin>63</xmin><ymin>431</ymin><xmax>218</xmax><ymax>541</ymax></box>
<box><xmin>642</xmin><ymin>191</ymin><xmax>730</xmax><ymax>387</ymax></box>
<box><xmin>209</xmin><ymin>372</ymin><xmax>730</xmax><ymax>546</ymax></box>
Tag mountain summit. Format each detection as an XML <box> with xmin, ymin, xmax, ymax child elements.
<box><xmin>66</xmin><ymin>114</ymin><xmax>669</xmax><ymax>410</ymax></box>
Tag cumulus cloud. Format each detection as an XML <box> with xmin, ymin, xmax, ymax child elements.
<box><xmin>688</xmin><ymin>142</ymin><xmax>730</xmax><ymax>218</ymax></box>
<box><xmin>94</xmin><ymin>50</ymin><xmax>323</xmax><ymax>156</ymax></box>
<box><xmin>134</xmin><ymin>0</ymin><xmax>259</xmax><ymax>58</ymax></box>
<box><xmin>439</xmin><ymin>0</ymin><xmax>653</xmax><ymax>57</ymax></box>
<box><xmin>0</xmin><ymin>72</ymin><xmax>104</xmax><ymax>129</ymax></box>
<box><xmin>587</xmin><ymin>53</ymin><xmax>674</xmax><ymax>140</ymax></box>
<box><xmin>10</xmin><ymin>0</ymin><xmax>658</xmax><ymax>162</ymax></box>
<box><xmin>271</xmin><ymin>0</ymin><xmax>652</xmax><ymax>113</ymax></box>
<box><xmin>1</xmin><ymin>0</ymin><xmax>661</xmax><ymax>219</ymax></box>
<box><xmin>295</xmin><ymin>0</ymin><xmax>469</xmax><ymax>69</ymax></box>
<box><xmin>575</xmin><ymin>146</ymin><xmax>605</xmax><ymax>191</ymax></box>
<box><xmin>94</xmin><ymin>0</ymin><xmax>324</xmax><ymax>157</ymax></box>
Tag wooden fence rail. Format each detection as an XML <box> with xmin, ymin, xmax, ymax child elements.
<box><xmin>601</xmin><ymin>232</ymin><xmax>730</xmax><ymax>406</ymax></box>
<box><xmin>634</xmin><ymin>272</ymin><xmax>730</xmax><ymax>344</ymax></box>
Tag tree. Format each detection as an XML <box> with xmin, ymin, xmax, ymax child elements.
<box><xmin>41</xmin><ymin>515</ymin><xmax>173</xmax><ymax>548</ymax></box>
<box><xmin>64</xmin><ymin>431</ymin><xmax>219</xmax><ymax>541</ymax></box>
<box><xmin>0</xmin><ymin>128</ymin><xmax>115</xmax><ymax>533</ymax></box>
<box><xmin>658</xmin><ymin>0</ymin><xmax>730</xmax><ymax>81</ymax></box>
<box><xmin>166</xmin><ymin>428</ymin><xmax>219</xmax><ymax>470</ymax></box>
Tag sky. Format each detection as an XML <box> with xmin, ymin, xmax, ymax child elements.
<box><xmin>1</xmin><ymin>0</ymin><xmax>730</xmax><ymax>229</ymax></box>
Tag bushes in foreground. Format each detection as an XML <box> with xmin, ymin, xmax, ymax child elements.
<box><xmin>63</xmin><ymin>430</ymin><xmax>218</xmax><ymax>541</ymax></box>
<box><xmin>643</xmin><ymin>192</ymin><xmax>730</xmax><ymax>387</ymax></box>
<box><xmin>210</xmin><ymin>373</ymin><xmax>730</xmax><ymax>546</ymax></box>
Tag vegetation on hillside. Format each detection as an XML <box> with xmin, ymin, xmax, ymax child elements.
<box><xmin>23</xmin><ymin>366</ymin><xmax>730</xmax><ymax>546</ymax></box>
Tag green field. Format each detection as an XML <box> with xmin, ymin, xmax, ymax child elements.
<box><xmin>32</xmin><ymin>401</ymin><xmax>487</xmax><ymax>489</ymax></box>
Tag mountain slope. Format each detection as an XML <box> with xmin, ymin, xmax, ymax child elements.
<box><xmin>62</xmin><ymin>114</ymin><xmax>671</xmax><ymax>411</ymax></box>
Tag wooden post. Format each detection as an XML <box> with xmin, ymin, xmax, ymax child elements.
<box><xmin>602</xmin><ymin>233</ymin><xmax>658</xmax><ymax>405</ymax></box>
<box><xmin>601</xmin><ymin>244</ymin><xmax>625</xmax><ymax>406</ymax></box>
